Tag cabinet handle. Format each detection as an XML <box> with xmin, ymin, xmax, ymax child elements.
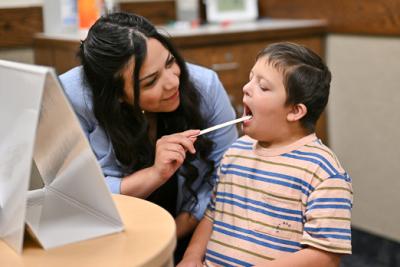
<box><xmin>211</xmin><ymin>62</ymin><xmax>239</xmax><ymax>71</ymax></box>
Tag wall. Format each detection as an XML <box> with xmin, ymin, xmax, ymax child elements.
<box><xmin>259</xmin><ymin>0</ymin><xmax>400</xmax><ymax>243</ymax></box>
<box><xmin>327</xmin><ymin>35</ymin><xmax>400</xmax><ymax>242</ymax></box>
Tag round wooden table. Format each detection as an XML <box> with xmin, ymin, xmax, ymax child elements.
<box><xmin>0</xmin><ymin>194</ymin><xmax>176</xmax><ymax>267</ymax></box>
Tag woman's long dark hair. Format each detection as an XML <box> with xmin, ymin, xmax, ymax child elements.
<box><xmin>78</xmin><ymin>12</ymin><xmax>214</xmax><ymax>210</ymax></box>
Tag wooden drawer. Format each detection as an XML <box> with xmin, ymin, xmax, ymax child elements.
<box><xmin>181</xmin><ymin>44</ymin><xmax>247</xmax><ymax>115</ymax></box>
<box><xmin>34</xmin><ymin>39</ymin><xmax>80</xmax><ymax>75</ymax></box>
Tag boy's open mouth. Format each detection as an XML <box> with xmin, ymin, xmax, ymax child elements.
<box><xmin>243</xmin><ymin>104</ymin><xmax>253</xmax><ymax>119</ymax></box>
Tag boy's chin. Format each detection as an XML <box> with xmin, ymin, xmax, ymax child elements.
<box><xmin>243</xmin><ymin>128</ymin><xmax>270</xmax><ymax>142</ymax></box>
<box><xmin>242</xmin><ymin>127</ymin><xmax>255</xmax><ymax>138</ymax></box>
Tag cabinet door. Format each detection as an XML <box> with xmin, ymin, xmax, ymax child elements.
<box><xmin>180</xmin><ymin>44</ymin><xmax>244</xmax><ymax>115</ymax></box>
<box><xmin>34</xmin><ymin>40</ymin><xmax>80</xmax><ymax>75</ymax></box>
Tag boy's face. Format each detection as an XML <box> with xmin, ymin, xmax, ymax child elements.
<box><xmin>242</xmin><ymin>56</ymin><xmax>293</xmax><ymax>143</ymax></box>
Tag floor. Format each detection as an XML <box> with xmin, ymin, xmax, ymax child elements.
<box><xmin>340</xmin><ymin>228</ymin><xmax>400</xmax><ymax>267</ymax></box>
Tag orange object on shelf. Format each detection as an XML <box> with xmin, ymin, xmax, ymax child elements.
<box><xmin>78</xmin><ymin>0</ymin><xmax>102</xmax><ymax>29</ymax></box>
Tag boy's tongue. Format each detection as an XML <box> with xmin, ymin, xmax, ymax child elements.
<box><xmin>244</xmin><ymin>105</ymin><xmax>253</xmax><ymax>118</ymax></box>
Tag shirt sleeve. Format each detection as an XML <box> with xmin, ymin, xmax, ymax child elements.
<box><xmin>180</xmin><ymin>65</ymin><xmax>238</xmax><ymax>220</ymax></box>
<box><xmin>60</xmin><ymin>68</ymin><xmax>123</xmax><ymax>194</ymax></box>
<box><xmin>74</xmin><ymin>98</ymin><xmax>123</xmax><ymax>194</ymax></box>
<box><xmin>87</xmin><ymin>126</ymin><xmax>124</xmax><ymax>194</ymax></box>
<box><xmin>301</xmin><ymin>173</ymin><xmax>353</xmax><ymax>254</ymax></box>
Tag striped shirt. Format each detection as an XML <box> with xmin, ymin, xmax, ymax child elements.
<box><xmin>204</xmin><ymin>133</ymin><xmax>353</xmax><ymax>266</ymax></box>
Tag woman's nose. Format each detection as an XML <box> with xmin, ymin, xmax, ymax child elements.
<box><xmin>163</xmin><ymin>69</ymin><xmax>179</xmax><ymax>91</ymax></box>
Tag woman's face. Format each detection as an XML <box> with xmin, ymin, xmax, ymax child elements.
<box><xmin>121</xmin><ymin>38</ymin><xmax>181</xmax><ymax>112</ymax></box>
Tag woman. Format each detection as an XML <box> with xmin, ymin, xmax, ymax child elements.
<box><xmin>59</xmin><ymin>12</ymin><xmax>237</xmax><ymax>259</ymax></box>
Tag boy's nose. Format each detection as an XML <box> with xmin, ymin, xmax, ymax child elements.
<box><xmin>242</xmin><ymin>81</ymin><xmax>252</xmax><ymax>96</ymax></box>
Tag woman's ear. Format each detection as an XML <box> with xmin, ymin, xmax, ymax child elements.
<box><xmin>287</xmin><ymin>103</ymin><xmax>307</xmax><ymax>122</ymax></box>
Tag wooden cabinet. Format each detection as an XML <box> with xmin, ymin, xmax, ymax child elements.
<box><xmin>33</xmin><ymin>19</ymin><xmax>328</xmax><ymax>142</ymax></box>
<box><xmin>181</xmin><ymin>44</ymin><xmax>243</xmax><ymax>108</ymax></box>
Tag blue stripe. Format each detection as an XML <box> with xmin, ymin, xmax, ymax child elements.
<box><xmin>330</xmin><ymin>173</ymin><xmax>352</xmax><ymax>182</ymax></box>
<box><xmin>307</xmin><ymin>204</ymin><xmax>351</xmax><ymax>211</ymax></box>
<box><xmin>221</xmin><ymin>163</ymin><xmax>315</xmax><ymax>192</ymax></box>
<box><xmin>215</xmin><ymin>220</ymin><xmax>301</xmax><ymax>247</ymax></box>
<box><xmin>230</xmin><ymin>144</ymin><xmax>253</xmax><ymax>150</ymax></box>
<box><xmin>309</xmin><ymin>233</ymin><xmax>351</xmax><ymax>241</ymax></box>
<box><xmin>216</xmin><ymin>197</ymin><xmax>302</xmax><ymax>222</ymax></box>
<box><xmin>220</xmin><ymin>168</ymin><xmax>310</xmax><ymax>196</ymax></box>
<box><xmin>292</xmin><ymin>150</ymin><xmax>339</xmax><ymax>174</ymax></box>
<box><xmin>305</xmin><ymin>227</ymin><xmax>352</xmax><ymax>234</ymax></box>
<box><xmin>308</xmin><ymin>198</ymin><xmax>352</xmax><ymax>206</ymax></box>
<box><xmin>217</xmin><ymin>192</ymin><xmax>302</xmax><ymax>216</ymax></box>
<box><xmin>206</xmin><ymin>249</ymin><xmax>252</xmax><ymax>267</ymax></box>
<box><xmin>235</xmin><ymin>140</ymin><xmax>254</xmax><ymax>146</ymax></box>
<box><xmin>214</xmin><ymin>226</ymin><xmax>299</xmax><ymax>253</ymax></box>
<box><xmin>282</xmin><ymin>153</ymin><xmax>334</xmax><ymax>176</ymax></box>
<box><xmin>205</xmin><ymin>255</ymin><xmax>237</xmax><ymax>267</ymax></box>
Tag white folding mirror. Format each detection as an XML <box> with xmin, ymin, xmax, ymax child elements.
<box><xmin>0</xmin><ymin>60</ymin><xmax>124</xmax><ymax>253</ymax></box>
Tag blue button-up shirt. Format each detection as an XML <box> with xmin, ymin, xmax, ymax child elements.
<box><xmin>60</xmin><ymin>63</ymin><xmax>238</xmax><ymax>220</ymax></box>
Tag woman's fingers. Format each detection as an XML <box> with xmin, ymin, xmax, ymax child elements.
<box><xmin>153</xmin><ymin>129</ymin><xmax>200</xmax><ymax>181</ymax></box>
<box><xmin>158</xmin><ymin>130</ymin><xmax>199</xmax><ymax>154</ymax></box>
<box><xmin>161</xmin><ymin>143</ymin><xmax>186</xmax><ymax>160</ymax></box>
<box><xmin>153</xmin><ymin>150</ymin><xmax>184</xmax><ymax>181</ymax></box>
<box><xmin>181</xmin><ymin>129</ymin><xmax>201</xmax><ymax>137</ymax></box>
<box><xmin>159</xmin><ymin>150</ymin><xmax>185</xmax><ymax>167</ymax></box>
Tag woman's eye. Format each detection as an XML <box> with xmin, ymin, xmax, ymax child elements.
<box><xmin>166</xmin><ymin>56</ymin><xmax>175</xmax><ymax>67</ymax></box>
<box><xmin>143</xmin><ymin>77</ymin><xmax>157</xmax><ymax>88</ymax></box>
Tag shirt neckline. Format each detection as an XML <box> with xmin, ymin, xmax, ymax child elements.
<box><xmin>254</xmin><ymin>133</ymin><xmax>317</xmax><ymax>157</ymax></box>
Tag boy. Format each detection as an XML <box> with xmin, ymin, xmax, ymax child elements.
<box><xmin>178</xmin><ymin>42</ymin><xmax>352</xmax><ymax>267</ymax></box>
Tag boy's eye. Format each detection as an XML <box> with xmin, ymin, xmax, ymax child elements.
<box><xmin>260</xmin><ymin>84</ymin><xmax>269</xmax><ymax>91</ymax></box>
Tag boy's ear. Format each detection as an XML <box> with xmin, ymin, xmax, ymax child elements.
<box><xmin>287</xmin><ymin>103</ymin><xmax>307</xmax><ymax>122</ymax></box>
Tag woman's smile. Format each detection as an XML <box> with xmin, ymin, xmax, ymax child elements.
<box><xmin>163</xmin><ymin>89</ymin><xmax>180</xmax><ymax>101</ymax></box>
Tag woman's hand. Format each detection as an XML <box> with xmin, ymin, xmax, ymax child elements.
<box><xmin>152</xmin><ymin>129</ymin><xmax>200</xmax><ymax>183</ymax></box>
<box><xmin>121</xmin><ymin>129</ymin><xmax>199</xmax><ymax>198</ymax></box>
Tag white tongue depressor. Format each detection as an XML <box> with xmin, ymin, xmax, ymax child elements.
<box><xmin>196</xmin><ymin>115</ymin><xmax>252</xmax><ymax>136</ymax></box>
